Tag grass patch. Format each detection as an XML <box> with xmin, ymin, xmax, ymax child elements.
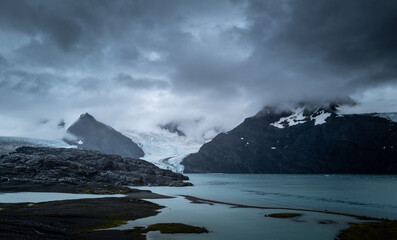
<box><xmin>80</xmin><ymin>219</ymin><xmax>128</xmax><ymax>231</ymax></box>
<box><xmin>146</xmin><ymin>223</ymin><xmax>208</xmax><ymax>234</ymax></box>
<box><xmin>338</xmin><ymin>221</ymin><xmax>397</xmax><ymax>240</ymax></box>
<box><xmin>266</xmin><ymin>213</ymin><xmax>302</xmax><ymax>218</ymax></box>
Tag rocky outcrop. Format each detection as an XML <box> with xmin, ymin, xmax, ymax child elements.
<box><xmin>65</xmin><ymin>113</ymin><xmax>144</xmax><ymax>158</ymax></box>
<box><xmin>0</xmin><ymin>147</ymin><xmax>191</xmax><ymax>189</ymax></box>
<box><xmin>160</xmin><ymin>122</ymin><xmax>186</xmax><ymax>137</ymax></box>
<box><xmin>182</xmin><ymin>106</ymin><xmax>397</xmax><ymax>173</ymax></box>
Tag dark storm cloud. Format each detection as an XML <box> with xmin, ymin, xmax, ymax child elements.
<box><xmin>0</xmin><ymin>0</ymin><xmax>85</xmax><ymax>51</ymax></box>
<box><xmin>116</xmin><ymin>73</ymin><xmax>169</xmax><ymax>89</ymax></box>
<box><xmin>0</xmin><ymin>55</ymin><xmax>8</xmax><ymax>67</ymax></box>
<box><xmin>1</xmin><ymin>0</ymin><xmax>397</xmax><ymax>139</ymax></box>
<box><xmin>277</xmin><ymin>1</ymin><xmax>397</xmax><ymax>69</ymax></box>
<box><xmin>245</xmin><ymin>0</ymin><xmax>397</xmax><ymax>91</ymax></box>
<box><xmin>0</xmin><ymin>70</ymin><xmax>61</xmax><ymax>94</ymax></box>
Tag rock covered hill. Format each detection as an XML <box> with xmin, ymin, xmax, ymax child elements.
<box><xmin>182</xmin><ymin>106</ymin><xmax>397</xmax><ymax>173</ymax></box>
<box><xmin>0</xmin><ymin>147</ymin><xmax>191</xmax><ymax>191</ymax></box>
<box><xmin>64</xmin><ymin>113</ymin><xmax>144</xmax><ymax>158</ymax></box>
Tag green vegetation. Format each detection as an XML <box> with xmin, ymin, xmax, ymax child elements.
<box><xmin>146</xmin><ymin>223</ymin><xmax>208</xmax><ymax>234</ymax></box>
<box><xmin>80</xmin><ymin>219</ymin><xmax>128</xmax><ymax>231</ymax></box>
<box><xmin>338</xmin><ymin>221</ymin><xmax>397</xmax><ymax>240</ymax></box>
<box><xmin>266</xmin><ymin>213</ymin><xmax>302</xmax><ymax>218</ymax></box>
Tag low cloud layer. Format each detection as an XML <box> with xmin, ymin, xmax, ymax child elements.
<box><xmin>1</xmin><ymin>0</ymin><xmax>397</xmax><ymax>139</ymax></box>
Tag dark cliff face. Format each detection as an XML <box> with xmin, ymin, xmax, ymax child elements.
<box><xmin>182</xmin><ymin>107</ymin><xmax>397</xmax><ymax>173</ymax></box>
<box><xmin>64</xmin><ymin>113</ymin><xmax>144</xmax><ymax>158</ymax></box>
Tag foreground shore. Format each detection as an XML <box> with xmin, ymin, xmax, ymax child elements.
<box><xmin>0</xmin><ymin>146</ymin><xmax>206</xmax><ymax>239</ymax></box>
<box><xmin>0</xmin><ymin>190</ymin><xmax>208</xmax><ymax>240</ymax></box>
<box><xmin>1</xmin><ymin>187</ymin><xmax>397</xmax><ymax>240</ymax></box>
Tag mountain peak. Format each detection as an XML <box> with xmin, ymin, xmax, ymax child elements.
<box><xmin>64</xmin><ymin>113</ymin><xmax>144</xmax><ymax>158</ymax></box>
<box><xmin>79</xmin><ymin>113</ymin><xmax>96</xmax><ymax>121</ymax></box>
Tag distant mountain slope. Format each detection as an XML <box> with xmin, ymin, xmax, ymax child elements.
<box><xmin>64</xmin><ymin>113</ymin><xmax>144</xmax><ymax>158</ymax></box>
<box><xmin>0</xmin><ymin>136</ymin><xmax>73</xmax><ymax>156</ymax></box>
<box><xmin>182</xmin><ymin>107</ymin><xmax>397</xmax><ymax>173</ymax></box>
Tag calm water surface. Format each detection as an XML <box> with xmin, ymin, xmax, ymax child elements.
<box><xmin>0</xmin><ymin>192</ymin><xmax>125</xmax><ymax>203</ymax></box>
<box><xmin>121</xmin><ymin>174</ymin><xmax>397</xmax><ymax>240</ymax></box>
<box><xmin>1</xmin><ymin>174</ymin><xmax>395</xmax><ymax>240</ymax></box>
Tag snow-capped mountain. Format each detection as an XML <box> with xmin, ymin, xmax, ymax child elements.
<box><xmin>182</xmin><ymin>105</ymin><xmax>397</xmax><ymax>173</ymax></box>
<box><xmin>0</xmin><ymin>136</ymin><xmax>74</xmax><ymax>155</ymax></box>
<box><xmin>123</xmin><ymin>129</ymin><xmax>202</xmax><ymax>172</ymax></box>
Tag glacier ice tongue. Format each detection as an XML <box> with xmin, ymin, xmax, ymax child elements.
<box><xmin>122</xmin><ymin>130</ymin><xmax>203</xmax><ymax>173</ymax></box>
<box><xmin>0</xmin><ymin>136</ymin><xmax>75</xmax><ymax>155</ymax></box>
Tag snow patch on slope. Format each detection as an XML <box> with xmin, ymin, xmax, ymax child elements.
<box><xmin>310</xmin><ymin>110</ymin><xmax>332</xmax><ymax>125</ymax></box>
<box><xmin>270</xmin><ymin>108</ymin><xmax>307</xmax><ymax>128</ymax></box>
<box><xmin>122</xmin><ymin>130</ymin><xmax>202</xmax><ymax>173</ymax></box>
<box><xmin>270</xmin><ymin>108</ymin><xmax>332</xmax><ymax>128</ymax></box>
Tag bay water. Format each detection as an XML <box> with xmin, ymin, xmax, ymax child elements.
<box><xmin>121</xmin><ymin>174</ymin><xmax>397</xmax><ymax>240</ymax></box>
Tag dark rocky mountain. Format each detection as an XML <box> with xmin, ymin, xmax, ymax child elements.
<box><xmin>182</xmin><ymin>106</ymin><xmax>397</xmax><ymax>173</ymax></box>
<box><xmin>64</xmin><ymin>113</ymin><xmax>144</xmax><ymax>158</ymax></box>
<box><xmin>0</xmin><ymin>147</ymin><xmax>191</xmax><ymax>189</ymax></box>
<box><xmin>57</xmin><ymin>119</ymin><xmax>65</xmax><ymax>128</ymax></box>
<box><xmin>160</xmin><ymin>122</ymin><xmax>186</xmax><ymax>136</ymax></box>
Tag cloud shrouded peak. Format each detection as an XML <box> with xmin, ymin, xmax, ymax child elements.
<box><xmin>1</xmin><ymin>0</ymin><xmax>397</xmax><ymax>139</ymax></box>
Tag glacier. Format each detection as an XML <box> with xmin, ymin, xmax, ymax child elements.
<box><xmin>0</xmin><ymin>136</ymin><xmax>74</xmax><ymax>155</ymax></box>
<box><xmin>122</xmin><ymin>129</ymin><xmax>202</xmax><ymax>173</ymax></box>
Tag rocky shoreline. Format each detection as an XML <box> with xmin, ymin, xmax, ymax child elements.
<box><xmin>0</xmin><ymin>196</ymin><xmax>160</xmax><ymax>240</ymax></box>
<box><xmin>0</xmin><ymin>193</ymin><xmax>208</xmax><ymax>240</ymax></box>
<box><xmin>0</xmin><ymin>146</ymin><xmax>207</xmax><ymax>239</ymax></box>
<box><xmin>0</xmin><ymin>147</ymin><xmax>192</xmax><ymax>194</ymax></box>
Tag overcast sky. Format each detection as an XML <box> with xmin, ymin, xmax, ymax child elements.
<box><xmin>1</xmin><ymin>0</ymin><xmax>397</xmax><ymax>140</ymax></box>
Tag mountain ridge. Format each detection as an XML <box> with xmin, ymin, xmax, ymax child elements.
<box><xmin>182</xmin><ymin>107</ymin><xmax>397</xmax><ymax>173</ymax></box>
